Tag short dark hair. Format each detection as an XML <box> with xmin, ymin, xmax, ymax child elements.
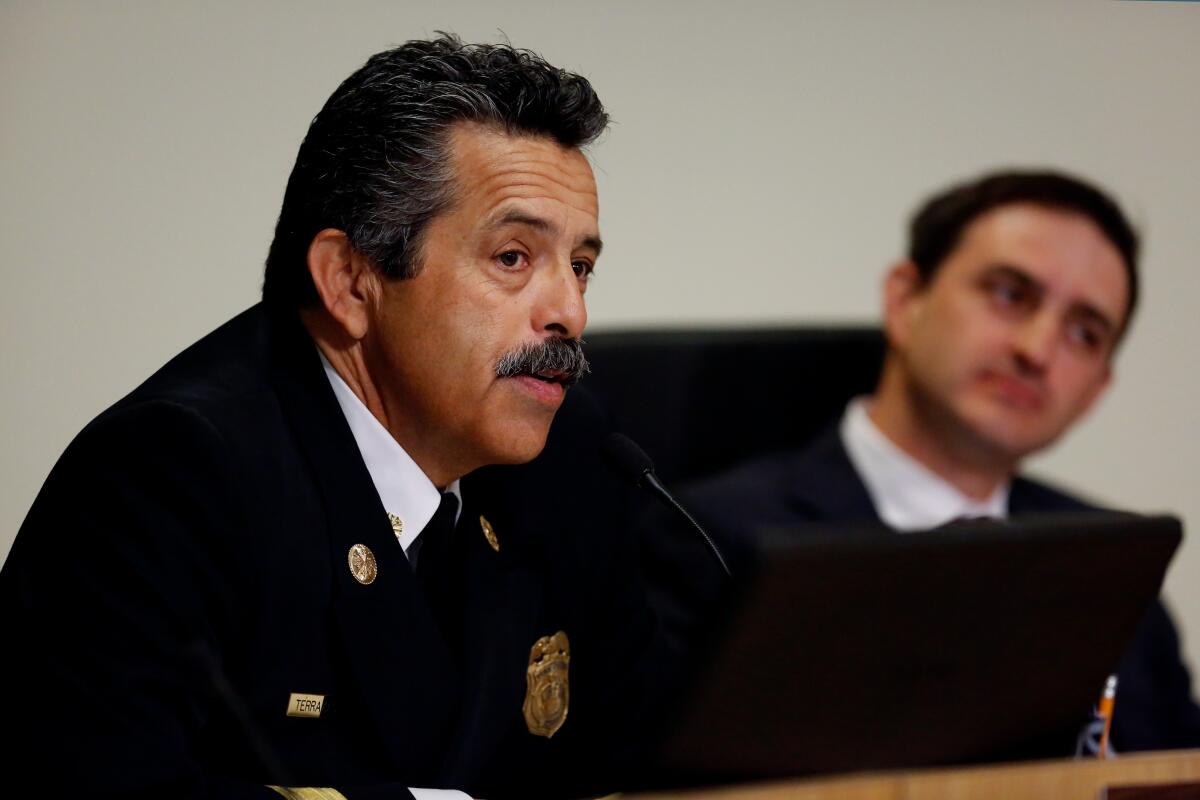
<box><xmin>907</xmin><ymin>169</ymin><xmax>1140</xmax><ymax>333</ymax></box>
<box><xmin>262</xmin><ymin>33</ymin><xmax>609</xmax><ymax>309</ymax></box>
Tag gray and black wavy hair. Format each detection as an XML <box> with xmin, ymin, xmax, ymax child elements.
<box><xmin>262</xmin><ymin>33</ymin><xmax>609</xmax><ymax>309</ymax></box>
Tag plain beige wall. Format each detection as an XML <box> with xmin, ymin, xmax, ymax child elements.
<box><xmin>4</xmin><ymin>1</ymin><xmax>1200</xmax><ymax>674</ymax></box>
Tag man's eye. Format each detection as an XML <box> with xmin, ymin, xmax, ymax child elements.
<box><xmin>983</xmin><ymin>276</ymin><xmax>1034</xmax><ymax>311</ymax></box>
<box><xmin>1066</xmin><ymin>320</ymin><xmax>1106</xmax><ymax>353</ymax></box>
<box><xmin>992</xmin><ymin>281</ymin><xmax>1025</xmax><ymax>305</ymax></box>
<box><xmin>571</xmin><ymin>260</ymin><xmax>594</xmax><ymax>279</ymax></box>
<box><xmin>497</xmin><ymin>251</ymin><xmax>527</xmax><ymax>269</ymax></box>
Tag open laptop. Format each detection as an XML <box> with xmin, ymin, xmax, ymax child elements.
<box><xmin>648</xmin><ymin>513</ymin><xmax>1182</xmax><ymax>787</ymax></box>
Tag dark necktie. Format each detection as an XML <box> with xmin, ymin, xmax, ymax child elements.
<box><xmin>412</xmin><ymin>492</ymin><xmax>461</xmax><ymax>638</ymax></box>
<box><xmin>406</xmin><ymin>491</ymin><xmax>459</xmax><ymax>572</ymax></box>
<box><xmin>938</xmin><ymin>515</ymin><xmax>1002</xmax><ymax>529</ymax></box>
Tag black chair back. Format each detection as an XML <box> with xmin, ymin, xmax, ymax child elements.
<box><xmin>583</xmin><ymin>327</ymin><xmax>886</xmax><ymax>486</ymax></box>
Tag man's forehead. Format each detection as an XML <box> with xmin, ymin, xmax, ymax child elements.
<box><xmin>446</xmin><ymin>123</ymin><xmax>600</xmax><ymax>219</ymax></box>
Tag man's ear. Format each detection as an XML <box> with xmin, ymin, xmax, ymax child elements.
<box><xmin>882</xmin><ymin>260</ymin><xmax>925</xmax><ymax>349</ymax></box>
<box><xmin>307</xmin><ymin>229</ymin><xmax>378</xmax><ymax>340</ymax></box>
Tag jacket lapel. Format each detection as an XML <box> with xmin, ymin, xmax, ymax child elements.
<box><xmin>264</xmin><ymin>309</ymin><xmax>459</xmax><ymax>772</ymax></box>
<box><xmin>437</xmin><ymin>480</ymin><xmax>545</xmax><ymax>785</ymax></box>
<box><xmin>786</xmin><ymin>425</ymin><xmax>881</xmax><ymax>523</ymax></box>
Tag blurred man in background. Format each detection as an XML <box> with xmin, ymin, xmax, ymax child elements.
<box><xmin>652</xmin><ymin>170</ymin><xmax>1200</xmax><ymax>752</ymax></box>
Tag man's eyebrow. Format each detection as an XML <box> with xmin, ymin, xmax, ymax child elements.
<box><xmin>581</xmin><ymin>234</ymin><xmax>603</xmax><ymax>256</ymax></box>
<box><xmin>985</xmin><ymin>263</ymin><xmax>1118</xmax><ymax>334</ymax></box>
<box><xmin>486</xmin><ymin>209</ymin><xmax>603</xmax><ymax>255</ymax></box>
<box><xmin>1068</xmin><ymin>302</ymin><xmax>1117</xmax><ymax>337</ymax></box>
<box><xmin>984</xmin><ymin>263</ymin><xmax>1043</xmax><ymax>293</ymax></box>
<box><xmin>488</xmin><ymin>209</ymin><xmax>554</xmax><ymax>234</ymax></box>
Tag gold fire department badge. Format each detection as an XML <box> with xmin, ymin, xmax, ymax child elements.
<box><xmin>523</xmin><ymin>630</ymin><xmax>570</xmax><ymax>738</ymax></box>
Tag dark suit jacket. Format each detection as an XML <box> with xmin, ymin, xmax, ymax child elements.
<box><xmin>644</xmin><ymin>424</ymin><xmax>1200</xmax><ymax>754</ymax></box>
<box><xmin>1</xmin><ymin>305</ymin><xmax>661</xmax><ymax>800</ymax></box>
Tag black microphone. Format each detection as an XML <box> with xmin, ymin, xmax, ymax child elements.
<box><xmin>602</xmin><ymin>433</ymin><xmax>732</xmax><ymax>579</ymax></box>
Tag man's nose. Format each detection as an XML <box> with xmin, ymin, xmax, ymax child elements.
<box><xmin>1012</xmin><ymin>311</ymin><xmax>1058</xmax><ymax>373</ymax></box>
<box><xmin>533</xmin><ymin>260</ymin><xmax>587</xmax><ymax>340</ymax></box>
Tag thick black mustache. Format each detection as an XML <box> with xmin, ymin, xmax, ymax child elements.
<box><xmin>495</xmin><ymin>337</ymin><xmax>590</xmax><ymax>386</ymax></box>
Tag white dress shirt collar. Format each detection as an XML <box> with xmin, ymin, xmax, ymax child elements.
<box><xmin>319</xmin><ymin>351</ymin><xmax>461</xmax><ymax>555</ymax></box>
<box><xmin>839</xmin><ymin>396</ymin><xmax>1008</xmax><ymax>531</ymax></box>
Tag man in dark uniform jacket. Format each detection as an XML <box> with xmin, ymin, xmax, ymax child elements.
<box><xmin>648</xmin><ymin>170</ymin><xmax>1200</xmax><ymax>754</ymax></box>
<box><xmin>1</xmin><ymin>36</ymin><xmax>660</xmax><ymax>799</ymax></box>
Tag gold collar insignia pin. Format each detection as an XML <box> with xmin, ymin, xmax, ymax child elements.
<box><xmin>347</xmin><ymin>543</ymin><xmax>377</xmax><ymax>585</ymax></box>
<box><xmin>524</xmin><ymin>630</ymin><xmax>569</xmax><ymax>738</ymax></box>
<box><xmin>479</xmin><ymin>515</ymin><xmax>499</xmax><ymax>552</ymax></box>
<box><xmin>387</xmin><ymin>513</ymin><xmax>403</xmax><ymax>543</ymax></box>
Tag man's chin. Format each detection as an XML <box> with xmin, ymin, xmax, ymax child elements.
<box><xmin>484</xmin><ymin>422</ymin><xmax>554</xmax><ymax>466</ymax></box>
<box><xmin>963</xmin><ymin>415</ymin><xmax>1057</xmax><ymax>466</ymax></box>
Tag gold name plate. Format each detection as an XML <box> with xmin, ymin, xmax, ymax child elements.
<box><xmin>286</xmin><ymin>693</ymin><xmax>325</xmax><ymax>718</ymax></box>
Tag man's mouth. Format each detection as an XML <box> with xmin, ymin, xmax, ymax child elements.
<box><xmin>525</xmin><ymin>369</ymin><xmax>568</xmax><ymax>385</ymax></box>
<box><xmin>507</xmin><ymin>371</ymin><xmax>568</xmax><ymax>406</ymax></box>
<box><xmin>982</xmin><ymin>371</ymin><xmax>1046</xmax><ymax>410</ymax></box>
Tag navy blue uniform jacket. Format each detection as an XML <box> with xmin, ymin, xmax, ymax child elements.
<box><xmin>1</xmin><ymin>305</ymin><xmax>661</xmax><ymax>799</ymax></box>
